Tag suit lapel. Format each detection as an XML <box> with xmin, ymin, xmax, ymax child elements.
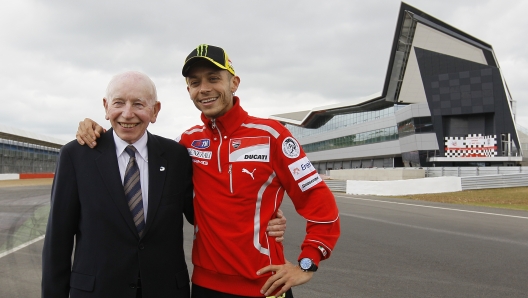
<box><xmin>143</xmin><ymin>132</ymin><xmax>166</xmax><ymax>237</ymax></box>
<box><xmin>95</xmin><ymin>129</ymin><xmax>139</xmax><ymax>237</ymax></box>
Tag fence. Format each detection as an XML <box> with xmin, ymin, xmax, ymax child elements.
<box><xmin>0</xmin><ymin>139</ymin><xmax>59</xmax><ymax>174</ymax></box>
<box><xmin>325</xmin><ymin>167</ymin><xmax>528</xmax><ymax>193</ymax></box>
<box><xmin>425</xmin><ymin>166</ymin><xmax>528</xmax><ymax>177</ymax></box>
<box><xmin>460</xmin><ymin>173</ymin><xmax>528</xmax><ymax>190</ymax></box>
<box><xmin>324</xmin><ymin>180</ymin><xmax>347</xmax><ymax>192</ymax></box>
<box><xmin>420</xmin><ymin>167</ymin><xmax>528</xmax><ymax>191</ymax></box>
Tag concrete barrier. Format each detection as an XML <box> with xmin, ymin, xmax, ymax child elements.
<box><xmin>0</xmin><ymin>174</ymin><xmax>20</xmax><ymax>181</ymax></box>
<box><xmin>0</xmin><ymin>173</ymin><xmax>54</xmax><ymax>180</ymax></box>
<box><xmin>346</xmin><ymin>176</ymin><xmax>462</xmax><ymax>195</ymax></box>
<box><xmin>20</xmin><ymin>173</ymin><xmax>54</xmax><ymax>179</ymax></box>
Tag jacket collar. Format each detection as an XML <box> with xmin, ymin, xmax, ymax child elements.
<box><xmin>200</xmin><ymin>96</ymin><xmax>248</xmax><ymax>136</ymax></box>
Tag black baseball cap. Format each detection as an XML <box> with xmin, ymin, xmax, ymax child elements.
<box><xmin>182</xmin><ymin>44</ymin><xmax>236</xmax><ymax>77</ymax></box>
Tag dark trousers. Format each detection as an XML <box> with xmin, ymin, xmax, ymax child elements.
<box><xmin>137</xmin><ymin>284</ymin><xmax>191</xmax><ymax>298</ymax></box>
<box><xmin>136</xmin><ymin>277</ymin><xmax>142</xmax><ymax>298</ymax></box>
<box><xmin>191</xmin><ymin>284</ymin><xmax>294</xmax><ymax>298</ymax></box>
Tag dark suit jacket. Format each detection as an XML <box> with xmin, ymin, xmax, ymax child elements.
<box><xmin>42</xmin><ymin>129</ymin><xmax>194</xmax><ymax>298</ymax></box>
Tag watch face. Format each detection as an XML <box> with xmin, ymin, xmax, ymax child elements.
<box><xmin>300</xmin><ymin>258</ymin><xmax>312</xmax><ymax>270</ymax></box>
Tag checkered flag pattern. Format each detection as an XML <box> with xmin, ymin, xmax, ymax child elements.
<box><xmin>444</xmin><ymin>134</ymin><xmax>497</xmax><ymax>158</ymax></box>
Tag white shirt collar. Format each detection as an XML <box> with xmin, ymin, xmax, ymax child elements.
<box><xmin>113</xmin><ymin>130</ymin><xmax>148</xmax><ymax>162</ymax></box>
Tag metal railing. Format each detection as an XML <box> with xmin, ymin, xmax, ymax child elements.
<box><xmin>324</xmin><ymin>180</ymin><xmax>347</xmax><ymax>193</ymax></box>
<box><xmin>425</xmin><ymin>166</ymin><xmax>528</xmax><ymax>177</ymax></box>
<box><xmin>461</xmin><ymin>173</ymin><xmax>528</xmax><ymax>190</ymax></box>
<box><xmin>426</xmin><ymin>167</ymin><xmax>528</xmax><ymax>190</ymax></box>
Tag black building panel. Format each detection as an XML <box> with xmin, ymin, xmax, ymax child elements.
<box><xmin>414</xmin><ymin>47</ymin><xmax>520</xmax><ymax>156</ymax></box>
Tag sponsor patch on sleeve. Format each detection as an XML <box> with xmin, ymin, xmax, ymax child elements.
<box><xmin>318</xmin><ymin>245</ymin><xmax>328</xmax><ymax>257</ymax></box>
<box><xmin>282</xmin><ymin>137</ymin><xmax>300</xmax><ymax>159</ymax></box>
<box><xmin>229</xmin><ymin>137</ymin><xmax>270</xmax><ymax>162</ymax></box>
<box><xmin>298</xmin><ymin>172</ymin><xmax>322</xmax><ymax>192</ymax></box>
<box><xmin>187</xmin><ymin>148</ymin><xmax>212</xmax><ymax>160</ymax></box>
<box><xmin>288</xmin><ymin>156</ymin><xmax>315</xmax><ymax>181</ymax></box>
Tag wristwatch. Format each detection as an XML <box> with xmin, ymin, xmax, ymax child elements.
<box><xmin>299</xmin><ymin>258</ymin><xmax>318</xmax><ymax>272</ymax></box>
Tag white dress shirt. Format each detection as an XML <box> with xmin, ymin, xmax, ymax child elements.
<box><xmin>114</xmin><ymin>130</ymin><xmax>149</xmax><ymax>221</ymax></box>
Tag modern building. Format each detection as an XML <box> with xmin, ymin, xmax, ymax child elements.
<box><xmin>271</xmin><ymin>2</ymin><xmax>525</xmax><ymax>172</ymax></box>
<box><xmin>0</xmin><ymin>124</ymin><xmax>66</xmax><ymax>174</ymax></box>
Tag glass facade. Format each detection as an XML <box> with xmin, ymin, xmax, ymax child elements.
<box><xmin>286</xmin><ymin>105</ymin><xmax>404</xmax><ymax>139</ymax></box>
<box><xmin>397</xmin><ymin>116</ymin><xmax>434</xmax><ymax>138</ymax></box>
<box><xmin>0</xmin><ymin>139</ymin><xmax>60</xmax><ymax>174</ymax></box>
<box><xmin>301</xmin><ymin>126</ymin><xmax>399</xmax><ymax>153</ymax></box>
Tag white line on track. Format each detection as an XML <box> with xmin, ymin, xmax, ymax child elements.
<box><xmin>335</xmin><ymin>195</ymin><xmax>528</xmax><ymax>220</ymax></box>
<box><xmin>339</xmin><ymin>212</ymin><xmax>528</xmax><ymax>246</ymax></box>
<box><xmin>0</xmin><ymin>235</ymin><xmax>45</xmax><ymax>259</ymax></box>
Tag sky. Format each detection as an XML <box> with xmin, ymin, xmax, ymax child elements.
<box><xmin>1</xmin><ymin>0</ymin><xmax>527</xmax><ymax>142</ymax></box>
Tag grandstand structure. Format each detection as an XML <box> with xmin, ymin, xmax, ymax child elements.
<box><xmin>0</xmin><ymin>123</ymin><xmax>66</xmax><ymax>174</ymax></box>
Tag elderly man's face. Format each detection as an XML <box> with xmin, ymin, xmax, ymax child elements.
<box><xmin>103</xmin><ymin>74</ymin><xmax>160</xmax><ymax>144</ymax></box>
<box><xmin>186</xmin><ymin>61</ymin><xmax>240</xmax><ymax>119</ymax></box>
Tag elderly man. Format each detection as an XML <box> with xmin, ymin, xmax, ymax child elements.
<box><xmin>42</xmin><ymin>71</ymin><xmax>194</xmax><ymax>297</ymax></box>
<box><xmin>77</xmin><ymin>44</ymin><xmax>339</xmax><ymax>298</ymax></box>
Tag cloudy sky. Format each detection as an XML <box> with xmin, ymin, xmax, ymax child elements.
<box><xmin>1</xmin><ymin>0</ymin><xmax>527</xmax><ymax>142</ymax></box>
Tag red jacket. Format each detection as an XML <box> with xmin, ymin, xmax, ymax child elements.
<box><xmin>177</xmin><ymin>97</ymin><xmax>340</xmax><ymax>296</ymax></box>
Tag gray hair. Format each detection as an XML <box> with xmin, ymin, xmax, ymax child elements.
<box><xmin>106</xmin><ymin>70</ymin><xmax>158</xmax><ymax>103</ymax></box>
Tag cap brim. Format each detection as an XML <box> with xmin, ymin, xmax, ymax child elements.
<box><xmin>182</xmin><ymin>56</ymin><xmax>230</xmax><ymax>77</ymax></box>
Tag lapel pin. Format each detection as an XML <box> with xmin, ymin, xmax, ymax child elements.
<box><xmin>160</xmin><ymin>167</ymin><xmax>165</xmax><ymax>171</ymax></box>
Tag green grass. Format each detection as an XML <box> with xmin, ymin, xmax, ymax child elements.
<box><xmin>397</xmin><ymin>187</ymin><xmax>528</xmax><ymax>211</ymax></box>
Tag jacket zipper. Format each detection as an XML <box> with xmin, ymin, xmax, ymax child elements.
<box><xmin>212</xmin><ymin>119</ymin><xmax>223</xmax><ymax>173</ymax></box>
<box><xmin>212</xmin><ymin>119</ymin><xmax>230</xmax><ymax>192</ymax></box>
<box><xmin>228</xmin><ymin>164</ymin><xmax>233</xmax><ymax>193</ymax></box>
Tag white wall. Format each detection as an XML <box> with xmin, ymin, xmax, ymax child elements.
<box><xmin>346</xmin><ymin>176</ymin><xmax>462</xmax><ymax>195</ymax></box>
<box><xmin>0</xmin><ymin>174</ymin><xmax>19</xmax><ymax>181</ymax></box>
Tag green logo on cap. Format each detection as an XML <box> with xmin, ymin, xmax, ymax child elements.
<box><xmin>196</xmin><ymin>44</ymin><xmax>208</xmax><ymax>57</ymax></box>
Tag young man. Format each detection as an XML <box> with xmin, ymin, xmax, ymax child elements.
<box><xmin>77</xmin><ymin>45</ymin><xmax>340</xmax><ymax>297</ymax></box>
<box><xmin>180</xmin><ymin>44</ymin><xmax>340</xmax><ymax>298</ymax></box>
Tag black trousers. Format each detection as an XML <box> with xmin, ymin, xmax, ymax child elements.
<box><xmin>136</xmin><ymin>277</ymin><xmax>142</xmax><ymax>298</ymax></box>
<box><xmin>136</xmin><ymin>285</ymin><xmax>191</xmax><ymax>298</ymax></box>
<box><xmin>191</xmin><ymin>284</ymin><xmax>294</xmax><ymax>298</ymax></box>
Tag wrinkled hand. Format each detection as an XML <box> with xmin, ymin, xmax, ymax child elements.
<box><xmin>267</xmin><ymin>208</ymin><xmax>286</xmax><ymax>243</ymax></box>
<box><xmin>257</xmin><ymin>261</ymin><xmax>313</xmax><ymax>297</ymax></box>
<box><xmin>76</xmin><ymin>118</ymin><xmax>105</xmax><ymax>148</ymax></box>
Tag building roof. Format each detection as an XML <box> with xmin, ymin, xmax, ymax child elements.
<box><xmin>271</xmin><ymin>2</ymin><xmax>499</xmax><ymax>128</ymax></box>
<box><xmin>271</xmin><ymin>92</ymin><xmax>382</xmax><ymax>128</ymax></box>
<box><xmin>0</xmin><ymin>123</ymin><xmax>67</xmax><ymax>149</ymax></box>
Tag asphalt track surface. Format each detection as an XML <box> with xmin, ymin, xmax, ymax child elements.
<box><xmin>1</xmin><ymin>183</ymin><xmax>528</xmax><ymax>297</ymax></box>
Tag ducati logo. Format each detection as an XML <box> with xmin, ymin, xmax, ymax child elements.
<box><xmin>232</xmin><ymin>139</ymin><xmax>241</xmax><ymax>149</ymax></box>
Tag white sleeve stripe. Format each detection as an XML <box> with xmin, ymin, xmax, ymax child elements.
<box><xmin>253</xmin><ymin>172</ymin><xmax>277</xmax><ymax>257</ymax></box>
<box><xmin>184</xmin><ymin>127</ymin><xmax>205</xmax><ymax>135</ymax></box>
<box><xmin>306</xmin><ymin>239</ymin><xmax>333</xmax><ymax>253</ymax></box>
<box><xmin>241</xmin><ymin>123</ymin><xmax>280</xmax><ymax>138</ymax></box>
<box><xmin>304</xmin><ymin>214</ymin><xmax>340</xmax><ymax>224</ymax></box>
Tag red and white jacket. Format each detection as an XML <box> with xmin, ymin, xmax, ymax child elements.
<box><xmin>177</xmin><ymin>97</ymin><xmax>340</xmax><ymax>296</ymax></box>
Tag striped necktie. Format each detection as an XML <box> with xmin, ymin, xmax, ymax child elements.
<box><xmin>124</xmin><ymin>145</ymin><xmax>145</xmax><ymax>237</ymax></box>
